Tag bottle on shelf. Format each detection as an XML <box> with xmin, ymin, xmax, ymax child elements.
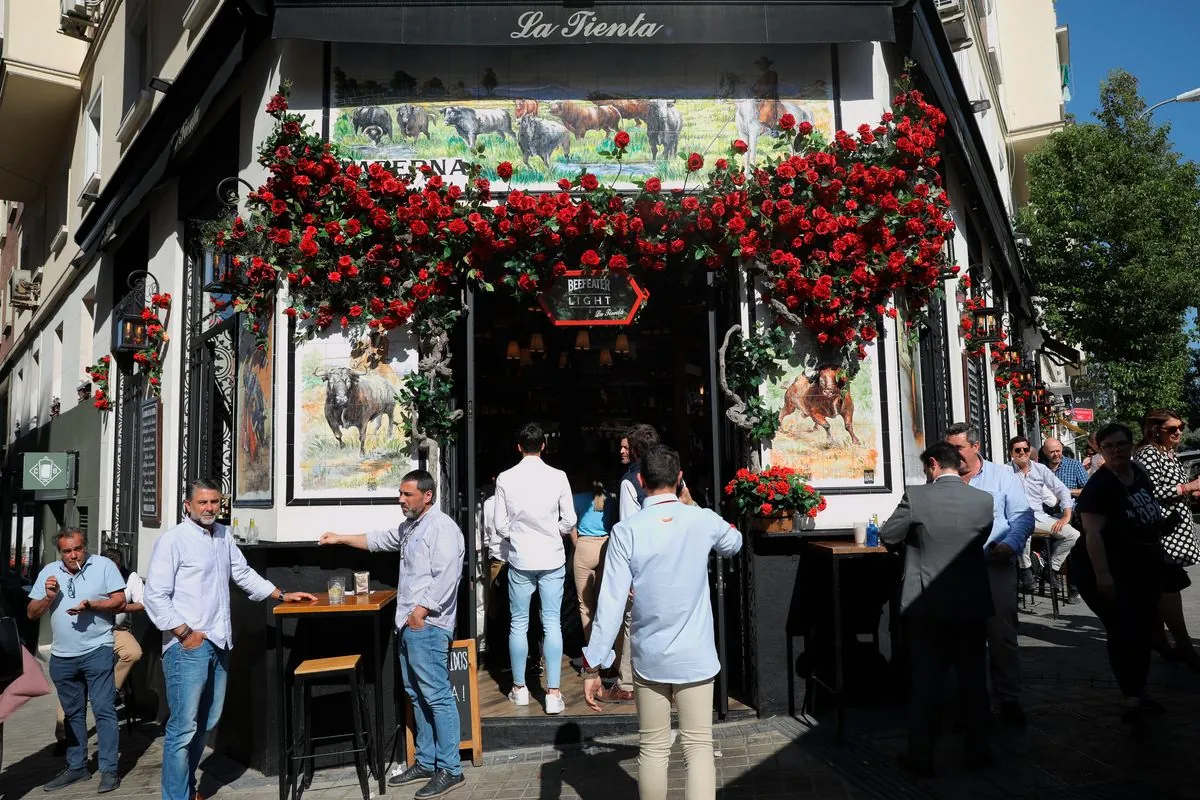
<box><xmin>231</xmin><ymin>517</ymin><xmax>242</xmax><ymax>542</ymax></box>
<box><xmin>247</xmin><ymin>519</ymin><xmax>259</xmax><ymax>545</ymax></box>
<box><xmin>865</xmin><ymin>514</ymin><xmax>880</xmax><ymax>547</ymax></box>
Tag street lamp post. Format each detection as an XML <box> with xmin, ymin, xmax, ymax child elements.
<box><xmin>1141</xmin><ymin>87</ymin><xmax>1200</xmax><ymax>118</ymax></box>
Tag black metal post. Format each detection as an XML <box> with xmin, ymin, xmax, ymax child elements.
<box><xmin>465</xmin><ymin>286</ymin><xmax>478</xmax><ymax>645</ymax></box>
<box><xmin>707</xmin><ymin>272</ymin><xmax>729</xmax><ymax>720</ymax></box>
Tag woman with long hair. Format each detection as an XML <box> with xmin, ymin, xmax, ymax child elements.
<box><xmin>1133</xmin><ymin>409</ymin><xmax>1200</xmax><ymax>668</ymax></box>
<box><xmin>1072</xmin><ymin>423</ymin><xmax>1177</xmax><ymax>723</ymax></box>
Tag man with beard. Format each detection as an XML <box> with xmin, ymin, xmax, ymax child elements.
<box><xmin>321</xmin><ymin>470</ymin><xmax>467</xmax><ymax>798</ymax></box>
<box><xmin>145</xmin><ymin>479</ymin><xmax>317</xmax><ymax>800</ymax></box>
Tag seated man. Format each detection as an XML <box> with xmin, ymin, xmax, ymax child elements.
<box><xmin>1008</xmin><ymin>436</ymin><xmax>1080</xmax><ymax>597</ymax></box>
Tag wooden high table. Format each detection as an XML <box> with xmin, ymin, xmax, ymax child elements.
<box><xmin>273</xmin><ymin>590</ymin><xmax>397</xmax><ymax>799</ymax></box>
<box><xmin>802</xmin><ymin>539</ymin><xmax>892</xmax><ymax>743</ymax></box>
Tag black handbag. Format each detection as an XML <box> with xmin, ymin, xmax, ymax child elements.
<box><xmin>0</xmin><ymin>614</ymin><xmax>22</xmax><ymax>685</ymax></box>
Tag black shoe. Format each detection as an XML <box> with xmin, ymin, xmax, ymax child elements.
<box><xmin>42</xmin><ymin>768</ymin><xmax>91</xmax><ymax>792</ymax></box>
<box><xmin>389</xmin><ymin>763</ymin><xmax>435</xmax><ymax>787</ymax></box>
<box><xmin>1019</xmin><ymin>569</ymin><xmax>1036</xmax><ymax>592</ymax></box>
<box><xmin>998</xmin><ymin>701</ymin><xmax>1026</xmax><ymax>727</ymax></box>
<box><xmin>414</xmin><ymin>770</ymin><xmax>465</xmax><ymax>798</ymax></box>
<box><xmin>98</xmin><ymin>772</ymin><xmax>121</xmax><ymax>793</ymax></box>
<box><xmin>897</xmin><ymin>753</ymin><xmax>935</xmax><ymax>779</ymax></box>
<box><xmin>1030</xmin><ymin>552</ymin><xmax>1045</xmax><ymax>579</ymax></box>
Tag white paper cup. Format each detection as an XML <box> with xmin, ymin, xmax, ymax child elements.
<box><xmin>853</xmin><ymin>523</ymin><xmax>868</xmax><ymax>545</ymax></box>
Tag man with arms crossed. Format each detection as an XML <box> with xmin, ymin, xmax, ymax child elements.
<box><xmin>144</xmin><ymin>479</ymin><xmax>316</xmax><ymax>800</ymax></box>
<box><xmin>583</xmin><ymin>446</ymin><xmax>743</xmax><ymax>799</ymax></box>
<box><xmin>946</xmin><ymin>423</ymin><xmax>1034</xmax><ymax>726</ymax></box>
<box><xmin>321</xmin><ymin>469</ymin><xmax>467</xmax><ymax>798</ymax></box>
<box><xmin>28</xmin><ymin>528</ymin><xmax>126</xmax><ymax>793</ymax></box>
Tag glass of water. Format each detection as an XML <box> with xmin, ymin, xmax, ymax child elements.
<box><xmin>327</xmin><ymin>576</ymin><xmax>346</xmax><ymax>605</ymax></box>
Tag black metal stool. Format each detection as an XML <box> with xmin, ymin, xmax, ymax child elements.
<box><xmin>1031</xmin><ymin>533</ymin><xmax>1067</xmax><ymax>619</ymax></box>
<box><xmin>289</xmin><ymin>655</ymin><xmax>372</xmax><ymax>800</ymax></box>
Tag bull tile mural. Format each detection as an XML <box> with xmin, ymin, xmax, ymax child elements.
<box><xmin>292</xmin><ymin>324</ymin><xmax>419</xmax><ymax>500</ymax></box>
<box><xmin>329</xmin><ymin>44</ymin><xmax>835</xmax><ymax>187</ymax></box>
<box><xmin>764</xmin><ymin>331</ymin><xmax>885</xmax><ymax>489</ymax></box>
<box><xmin>235</xmin><ymin>318</ymin><xmax>274</xmax><ymax>505</ymax></box>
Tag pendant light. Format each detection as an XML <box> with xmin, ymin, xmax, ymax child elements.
<box><xmin>505</xmin><ymin>340</ymin><xmax>520</xmax><ymax>360</ymax></box>
<box><xmin>519</xmin><ymin>347</ymin><xmax>533</xmax><ymax>366</ymax></box>
<box><xmin>558</xmin><ymin>352</ymin><xmax>569</xmax><ymax>369</ymax></box>
<box><xmin>575</xmin><ymin>330</ymin><xmax>591</xmax><ymax>350</ymax></box>
<box><xmin>615</xmin><ymin>332</ymin><xmax>630</xmax><ymax>354</ymax></box>
<box><xmin>599</xmin><ymin>348</ymin><xmax>613</xmax><ymax>367</ymax></box>
<box><xmin>530</xmin><ymin>332</ymin><xmax>545</xmax><ymax>353</ymax></box>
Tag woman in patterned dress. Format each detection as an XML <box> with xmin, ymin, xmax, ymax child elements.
<box><xmin>1134</xmin><ymin>408</ymin><xmax>1200</xmax><ymax>668</ymax></box>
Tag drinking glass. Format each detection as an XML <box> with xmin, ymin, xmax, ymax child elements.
<box><xmin>327</xmin><ymin>576</ymin><xmax>346</xmax><ymax>605</ymax></box>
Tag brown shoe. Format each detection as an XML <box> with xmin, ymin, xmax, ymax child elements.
<box><xmin>606</xmin><ymin>688</ymin><xmax>635</xmax><ymax>704</ymax></box>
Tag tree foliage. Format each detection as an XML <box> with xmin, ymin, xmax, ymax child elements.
<box><xmin>1017</xmin><ymin>69</ymin><xmax>1200</xmax><ymax>422</ymax></box>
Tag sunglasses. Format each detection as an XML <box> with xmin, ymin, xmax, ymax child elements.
<box><xmin>1163</xmin><ymin>425</ymin><xmax>1185</xmax><ymax>434</ymax></box>
<box><xmin>1011</xmin><ymin>447</ymin><xmax>1031</xmax><ymax>454</ymax></box>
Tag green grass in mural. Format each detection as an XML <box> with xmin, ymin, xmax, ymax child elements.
<box><xmin>329</xmin><ymin>99</ymin><xmax>823</xmax><ymax>185</ymax></box>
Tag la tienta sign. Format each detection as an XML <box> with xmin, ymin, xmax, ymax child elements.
<box><xmin>511</xmin><ymin>11</ymin><xmax>664</xmax><ymax>40</ymax></box>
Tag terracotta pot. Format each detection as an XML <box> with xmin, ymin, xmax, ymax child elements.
<box><xmin>749</xmin><ymin>510</ymin><xmax>795</xmax><ymax>534</ymax></box>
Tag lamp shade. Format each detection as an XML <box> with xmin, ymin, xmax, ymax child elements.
<box><xmin>505</xmin><ymin>340</ymin><xmax>520</xmax><ymax>359</ymax></box>
<box><xmin>575</xmin><ymin>330</ymin><xmax>591</xmax><ymax>350</ymax></box>
<box><xmin>530</xmin><ymin>332</ymin><xmax>545</xmax><ymax>353</ymax></box>
<box><xmin>599</xmin><ymin>348</ymin><xmax>613</xmax><ymax>367</ymax></box>
<box><xmin>519</xmin><ymin>347</ymin><xmax>533</xmax><ymax>366</ymax></box>
<box><xmin>558</xmin><ymin>352</ymin><xmax>569</xmax><ymax>369</ymax></box>
<box><xmin>615</xmin><ymin>332</ymin><xmax>630</xmax><ymax>354</ymax></box>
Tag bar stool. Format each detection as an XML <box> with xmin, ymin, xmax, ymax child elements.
<box><xmin>1030</xmin><ymin>533</ymin><xmax>1065</xmax><ymax>619</ymax></box>
<box><xmin>289</xmin><ymin>655</ymin><xmax>372</xmax><ymax>800</ymax></box>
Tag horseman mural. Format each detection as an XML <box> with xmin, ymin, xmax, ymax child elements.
<box><xmin>329</xmin><ymin>44</ymin><xmax>834</xmax><ymax>188</ymax></box>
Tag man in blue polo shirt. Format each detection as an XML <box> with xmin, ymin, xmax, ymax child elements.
<box><xmin>28</xmin><ymin>528</ymin><xmax>127</xmax><ymax>793</ymax></box>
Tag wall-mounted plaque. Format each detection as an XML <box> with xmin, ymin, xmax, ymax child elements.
<box><xmin>140</xmin><ymin>398</ymin><xmax>162</xmax><ymax>525</ymax></box>
<box><xmin>537</xmin><ymin>270</ymin><xmax>648</xmax><ymax>327</ymax></box>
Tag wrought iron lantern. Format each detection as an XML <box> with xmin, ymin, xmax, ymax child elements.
<box><xmin>111</xmin><ymin>270</ymin><xmax>159</xmax><ymax>354</ymax></box>
<box><xmin>113</xmin><ymin>311</ymin><xmax>149</xmax><ymax>353</ymax></box>
<box><xmin>201</xmin><ymin>245</ymin><xmax>233</xmax><ymax>292</ymax></box>
<box><xmin>969</xmin><ymin>306</ymin><xmax>1003</xmax><ymax>344</ymax></box>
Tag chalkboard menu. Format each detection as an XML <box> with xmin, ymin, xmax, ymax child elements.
<box><xmin>139</xmin><ymin>398</ymin><xmax>162</xmax><ymax>525</ymax></box>
<box><xmin>404</xmin><ymin>638</ymin><xmax>482</xmax><ymax>766</ymax></box>
<box><xmin>537</xmin><ymin>269</ymin><xmax>648</xmax><ymax>326</ymax></box>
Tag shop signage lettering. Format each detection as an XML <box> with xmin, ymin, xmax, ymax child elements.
<box><xmin>538</xmin><ymin>270</ymin><xmax>648</xmax><ymax>326</ymax></box>
<box><xmin>511</xmin><ymin>11</ymin><xmax>664</xmax><ymax>41</ymax></box>
<box><xmin>357</xmin><ymin>158</ymin><xmax>470</xmax><ymax>178</ymax></box>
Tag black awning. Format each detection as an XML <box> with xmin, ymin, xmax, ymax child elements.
<box><xmin>1040</xmin><ymin>333</ymin><xmax>1081</xmax><ymax>367</ymax></box>
<box><xmin>73</xmin><ymin>3</ymin><xmax>250</xmax><ymax>261</ymax></box>
<box><xmin>272</xmin><ymin>1</ymin><xmax>896</xmax><ymax>45</ymax></box>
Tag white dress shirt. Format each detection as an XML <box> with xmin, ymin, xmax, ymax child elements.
<box><xmin>583</xmin><ymin>494</ymin><xmax>743</xmax><ymax>684</ymax></box>
<box><xmin>1010</xmin><ymin>460</ymin><xmax>1074</xmax><ymax>515</ymax></box>
<box><xmin>480</xmin><ymin>494</ymin><xmax>508</xmax><ymax>562</ymax></box>
<box><xmin>366</xmin><ymin>506</ymin><xmax>465</xmax><ymax>632</ymax></box>
<box><xmin>113</xmin><ymin>571</ymin><xmax>143</xmax><ymax>630</ymax></box>
<box><xmin>493</xmin><ymin>455</ymin><xmax>577</xmax><ymax>571</ymax></box>
<box><xmin>619</xmin><ymin>478</ymin><xmax>641</xmax><ymax>522</ymax></box>
<box><xmin>144</xmin><ymin>518</ymin><xmax>277</xmax><ymax>653</ymax></box>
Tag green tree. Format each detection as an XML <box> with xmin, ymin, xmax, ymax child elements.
<box><xmin>1017</xmin><ymin>69</ymin><xmax>1200</xmax><ymax>422</ymax></box>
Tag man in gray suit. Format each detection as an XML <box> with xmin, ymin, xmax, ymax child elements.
<box><xmin>882</xmin><ymin>441</ymin><xmax>995</xmax><ymax>777</ymax></box>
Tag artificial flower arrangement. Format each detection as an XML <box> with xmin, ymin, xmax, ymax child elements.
<box><xmin>724</xmin><ymin>465</ymin><xmax>827</xmax><ymax>532</ymax></box>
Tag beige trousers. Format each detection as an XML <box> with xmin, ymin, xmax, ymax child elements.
<box><xmin>634</xmin><ymin>676</ymin><xmax>715</xmax><ymax>800</ymax></box>
<box><xmin>573</xmin><ymin>536</ymin><xmax>607</xmax><ymax>637</ymax></box>
<box><xmin>55</xmin><ymin>629</ymin><xmax>142</xmax><ymax>729</ymax></box>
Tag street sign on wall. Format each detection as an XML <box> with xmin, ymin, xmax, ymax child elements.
<box><xmin>1071</xmin><ymin>408</ymin><xmax>1094</xmax><ymax>423</ymax></box>
<box><xmin>22</xmin><ymin>452</ymin><xmax>77</xmax><ymax>500</ymax></box>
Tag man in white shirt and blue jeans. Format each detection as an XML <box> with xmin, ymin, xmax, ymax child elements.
<box><xmin>494</xmin><ymin>422</ymin><xmax>577</xmax><ymax>715</ymax></box>
<box><xmin>28</xmin><ymin>528</ymin><xmax>127</xmax><ymax>793</ymax></box>
<box><xmin>144</xmin><ymin>479</ymin><xmax>316</xmax><ymax>800</ymax></box>
<box><xmin>583</xmin><ymin>446</ymin><xmax>743</xmax><ymax>799</ymax></box>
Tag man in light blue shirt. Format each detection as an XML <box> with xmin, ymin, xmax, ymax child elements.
<box><xmin>28</xmin><ymin>528</ymin><xmax>126</xmax><ymax>793</ymax></box>
<box><xmin>145</xmin><ymin>479</ymin><xmax>316</xmax><ymax>800</ymax></box>
<box><xmin>321</xmin><ymin>469</ymin><xmax>466</xmax><ymax>799</ymax></box>
<box><xmin>1008</xmin><ymin>435</ymin><xmax>1079</xmax><ymax>590</ymax></box>
<box><xmin>582</xmin><ymin>446</ymin><xmax>742</xmax><ymax>800</ymax></box>
<box><xmin>947</xmin><ymin>423</ymin><xmax>1034</xmax><ymax>727</ymax></box>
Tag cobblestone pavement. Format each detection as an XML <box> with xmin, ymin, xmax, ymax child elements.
<box><xmin>3</xmin><ymin>569</ymin><xmax>1200</xmax><ymax>799</ymax></box>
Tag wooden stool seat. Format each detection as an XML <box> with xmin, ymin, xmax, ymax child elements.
<box><xmin>295</xmin><ymin>654</ymin><xmax>361</xmax><ymax>677</ymax></box>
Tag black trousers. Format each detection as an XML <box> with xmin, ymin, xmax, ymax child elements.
<box><xmin>1077</xmin><ymin>578</ymin><xmax>1159</xmax><ymax>699</ymax></box>
<box><xmin>906</xmin><ymin>615</ymin><xmax>991</xmax><ymax>765</ymax></box>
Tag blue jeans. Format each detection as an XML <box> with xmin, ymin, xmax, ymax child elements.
<box><xmin>49</xmin><ymin>645</ymin><xmax>118</xmax><ymax>774</ymax></box>
<box><xmin>399</xmin><ymin>624</ymin><xmax>461</xmax><ymax>776</ymax></box>
<box><xmin>161</xmin><ymin>640</ymin><xmax>229</xmax><ymax>800</ymax></box>
<box><xmin>508</xmin><ymin>565</ymin><xmax>564</xmax><ymax>689</ymax></box>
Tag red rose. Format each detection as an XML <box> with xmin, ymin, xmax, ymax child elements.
<box><xmin>348</xmin><ymin>305</ymin><xmax>363</xmax><ymax>317</ymax></box>
<box><xmin>410</xmin><ymin>220</ymin><xmax>430</xmax><ymax>237</ymax></box>
<box><xmin>327</xmin><ymin>271</ymin><xmax>342</xmax><ymax>283</ymax></box>
<box><xmin>778</xmin><ymin>113</ymin><xmax>796</xmax><ymax>131</ymax></box>
<box><xmin>448</xmin><ymin>218</ymin><xmax>468</xmax><ymax>235</ymax></box>
<box><xmin>613</xmin><ymin>130</ymin><xmax>631</xmax><ymax>149</ymax></box>
<box><xmin>760</xmin><ymin>503</ymin><xmax>773</xmax><ymax>515</ymax></box>
<box><xmin>581</xmin><ymin>250</ymin><xmax>601</xmax><ymax>268</ymax></box>
<box><xmin>732</xmin><ymin>139</ymin><xmax>748</xmax><ymax>154</ymax></box>
<box><xmin>580</xmin><ymin>173</ymin><xmax>600</xmax><ymax>191</ymax></box>
<box><xmin>609</xmin><ymin>254</ymin><xmax>629</xmax><ymax>271</ymax></box>
<box><xmin>497</xmin><ymin>162</ymin><xmax>514</xmax><ymax>180</ymax></box>
<box><xmin>644</xmin><ymin>177</ymin><xmax>661</xmax><ymax>193</ymax></box>
<box><xmin>798</xmin><ymin>120</ymin><xmax>814</xmax><ymax>136</ymax></box>
<box><xmin>265</xmin><ymin>94</ymin><xmax>288</xmax><ymax>114</ymax></box>
<box><xmin>686</xmin><ymin>152</ymin><xmax>704</xmax><ymax>172</ymax></box>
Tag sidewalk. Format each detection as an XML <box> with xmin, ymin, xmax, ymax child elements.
<box><xmin>3</xmin><ymin>573</ymin><xmax>1200</xmax><ymax>799</ymax></box>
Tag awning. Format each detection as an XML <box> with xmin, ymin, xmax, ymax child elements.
<box><xmin>1039</xmin><ymin>333</ymin><xmax>1081</xmax><ymax>367</ymax></box>
<box><xmin>272</xmin><ymin>1</ymin><xmax>897</xmax><ymax>45</ymax></box>
<box><xmin>73</xmin><ymin>3</ymin><xmax>249</xmax><ymax>264</ymax></box>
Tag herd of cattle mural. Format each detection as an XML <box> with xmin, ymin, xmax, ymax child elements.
<box><xmin>329</xmin><ymin>44</ymin><xmax>835</xmax><ymax>186</ymax></box>
<box><xmin>292</xmin><ymin>325</ymin><xmax>419</xmax><ymax>500</ymax></box>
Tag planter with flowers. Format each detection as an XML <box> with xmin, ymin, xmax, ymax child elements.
<box><xmin>724</xmin><ymin>466</ymin><xmax>827</xmax><ymax>534</ymax></box>
<box><xmin>85</xmin><ymin>356</ymin><xmax>112</xmax><ymax>412</ymax></box>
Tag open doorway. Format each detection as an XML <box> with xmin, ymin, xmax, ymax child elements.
<box><xmin>464</xmin><ymin>272</ymin><xmax>750</xmax><ymax>721</ymax></box>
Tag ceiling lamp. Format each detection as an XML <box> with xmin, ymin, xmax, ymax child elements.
<box><xmin>558</xmin><ymin>352</ymin><xmax>568</xmax><ymax>369</ymax></box>
<box><xmin>530</xmin><ymin>332</ymin><xmax>545</xmax><ymax>353</ymax></box>
<box><xmin>505</xmin><ymin>340</ymin><xmax>520</xmax><ymax>360</ymax></box>
<box><xmin>575</xmin><ymin>330</ymin><xmax>591</xmax><ymax>350</ymax></box>
<box><xmin>614</xmin><ymin>332</ymin><xmax>630</xmax><ymax>354</ymax></box>
<box><xmin>519</xmin><ymin>347</ymin><xmax>533</xmax><ymax>366</ymax></box>
<box><xmin>599</xmin><ymin>348</ymin><xmax>613</xmax><ymax>368</ymax></box>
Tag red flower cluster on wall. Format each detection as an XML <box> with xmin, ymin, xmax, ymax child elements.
<box><xmin>86</xmin><ymin>356</ymin><xmax>112</xmax><ymax>411</ymax></box>
<box><xmin>133</xmin><ymin>293</ymin><xmax>171</xmax><ymax>397</ymax></box>
<box><xmin>210</xmin><ymin>70</ymin><xmax>956</xmax><ymax>442</ymax></box>
<box><xmin>724</xmin><ymin>465</ymin><xmax>827</xmax><ymax>519</ymax></box>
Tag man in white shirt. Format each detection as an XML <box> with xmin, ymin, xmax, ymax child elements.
<box><xmin>144</xmin><ymin>479</ymin><xmax>316</xmax><ymax>800</ymax></box>
<box><xmin>494</xmin><ymin>422</ymin><xmax>577</xmax><ymax>715</ymax></box>
<box><xmin>583</xmin><ymin>446</ymin><xmax>743</xmax><ymax>799</ymax></box>
<box><xmin>1007</xmin><ymin>435</ymin><xmax>1080</xmax><ymax>595</ymax></box>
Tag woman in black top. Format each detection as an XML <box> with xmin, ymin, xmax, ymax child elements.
<box><xmin>1072</xmin><ymin>422</ymin><xmax>1174</xmax><ymax>724</ymax></box>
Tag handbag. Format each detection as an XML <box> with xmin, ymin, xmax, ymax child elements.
<box><xmin>0</xmin><ymin>615</ymin><xmax>22</xmax><ymax>685</ymax></box>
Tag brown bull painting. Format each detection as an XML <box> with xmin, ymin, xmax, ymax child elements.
<box><xmin>779</xmin><ymin>367</ymin><xmax>860</xmax><ymax>445</ymax></box>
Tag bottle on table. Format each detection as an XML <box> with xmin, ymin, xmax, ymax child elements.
<box><xmin>865</xmin><ymin>514</ymin><xmax>880</xmax><ymax>547</ymax></box>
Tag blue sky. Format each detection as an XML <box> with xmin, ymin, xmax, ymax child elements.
<box><xmin>1056</xmin><ymin>0</ymin><xmax>1200</xmax><ymax>164</ymax></box>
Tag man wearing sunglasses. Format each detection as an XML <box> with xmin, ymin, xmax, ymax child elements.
<box><xmin>27</xmin><ymin>528</ymin><xmax>127</xmax><ymax>793</ymax></box>
<box><xmin>1008</xmin><ymin>436</ymin><xmax>1080</xmax><ymax>599</ymax></box>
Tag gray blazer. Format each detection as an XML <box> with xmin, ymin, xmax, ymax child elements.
<box><xmin>881</xmin><ymin>475</ymin><xmax>995</xmax><ymax>619</ymax></box>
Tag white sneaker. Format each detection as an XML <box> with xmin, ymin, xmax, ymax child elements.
<box><xmin>545</xmin><ymin>692</ymin><xmax>566</xmax><ymax>715</ymax></box>
<box><xmin>508</xmin><ymin>685</ymin><xmax>530</xmax><ymax>706</ymax></box>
